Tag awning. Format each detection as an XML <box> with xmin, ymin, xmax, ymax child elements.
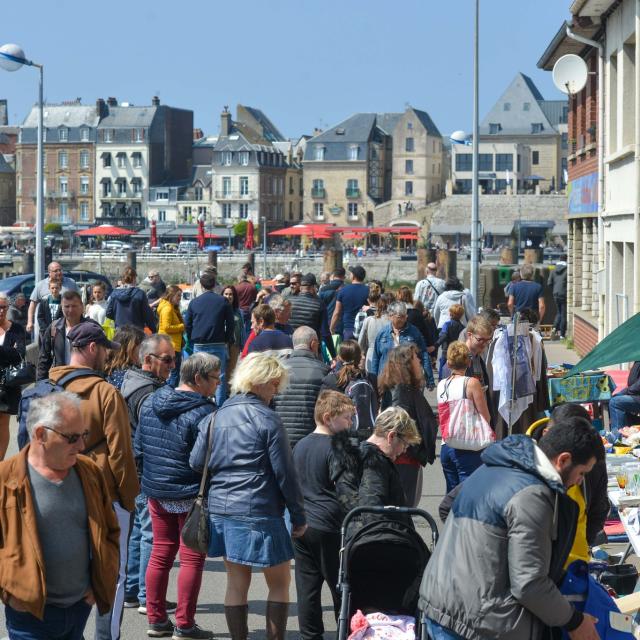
<box><xmin>100</xmin><ymin>177</ymin><xmax>111</xmax><ymax>183</ymax></box>
<box><xmin>116</xmin><ymin>152</ymin><xmax>126</xmax><ymax>157</ymax></box>
<box><xmin>565</xmin><ymin>312</ymin><xmax>640</xmax><ymax>377</ymax></box>
<box><xmin>100</xmin><ymin>152</ymin><xmax>111</xmax><ymax>159</ymax></box>
<box><xmin>115</xmin><ymin>177</ymin><xmax>127</xmax><ymax>184</ymax></box>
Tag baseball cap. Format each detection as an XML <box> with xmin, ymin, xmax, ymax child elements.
<box><xmin>274</xmin><ymin>274</ymin><xmax>286</xmax><ymax>282</ymax></box>
<box><xmin>301</xmin><ymin>273</ymin><xmax>317</xmax><ymax>286</ymax></box>
<box><xmin>349</xmin><ymin>265</ymin><xmax>366</xmax><ymax>281</ymax></box>
<box><xmin>67</xmin><ymin>322</ymin><xmax>121</xmax><ymax>350</ymax></box>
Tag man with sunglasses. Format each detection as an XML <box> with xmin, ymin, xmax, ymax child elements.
<box><xmin>0</xmin><ymin>391</ymin><xmax>120</xmax><ymax>640</ymax></box>
<box><xmin>120</xmin><ymin>334</ymin><xmax>175</xmax><ymax>613</ymax></box>
<box><xmin>48</xmin><ymin>322</ymin><xmax>138</xmax><ymax>640</ymax></box>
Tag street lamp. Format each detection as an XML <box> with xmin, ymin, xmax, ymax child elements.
<box><xmin>260</xmin><ymin>216</ymin><xmax>267</xmax><ymax>277</ymax></box>
<box><xmin>0</xmin><ymin>43</ymin><xmax>45</xmax><ymax>281</ymax></box>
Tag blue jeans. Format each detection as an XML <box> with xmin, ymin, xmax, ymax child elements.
<box><xmin>6</xmin><ymin>600</ymin><xmax>92</xmax><ymax>640</ymax></box>
<box><xmin>193</xmin><ymin>343</ymin><xmax>228</xmax><ymax>406</ymax></box>
<box><xmin>426</xmin><ymin>619</ymin><xmax>464</xmax><ymax>640</ymax></box>
<box><xmin>609</xmin><ymin>393</ymin><xmax>640</xmax><ymax>430</ymax></box>
<box><xmin>440</xmin><ymin>443</ymin><xmax>483</xmax><ymax>494</ymax></box>
<box><xmin>125</xmin><ymin>493</ymin><xmax>153</xmax><ymax>605</ymax></box>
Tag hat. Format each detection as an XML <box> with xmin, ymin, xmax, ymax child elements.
<box><xmin>349</xmin><ymin>265</ymin><xmax>366</xmax><ymax>281</ymax></box>
<box><xmin>301</xmin><ymin>272</ymin><xmax>317</xmax><ymax>287</ymax></box>
<box><xmin>274</xmin><ymin>274</ymin><xmax>286</xmax><ymax>282</ymax></box>
<box><xmin>67</xmin><ymin>322</ymin><xmax>120</xmax><ymax>350</ymax></box>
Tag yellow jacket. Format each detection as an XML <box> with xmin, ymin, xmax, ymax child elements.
<box><xmin>157</xmin><ymin>298</ymin><xmax>184</xmax><ymax>352</ymax></box>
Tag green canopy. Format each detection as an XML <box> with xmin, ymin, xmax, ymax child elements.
<box><xmin>565</xmin><ymin>312</ymin><xmax>640</xmax><ymax>377</ymax></box>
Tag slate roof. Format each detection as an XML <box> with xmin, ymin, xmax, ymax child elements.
<box><xmin>412</xmin><ymin>109</ymin><xmax>442</xmax><ymax>137</ymax></box>
<box><xmin>239</xmin><ymin>106</ymin><xmax>285</xmax><ymax>142</ymax></box>
<box><xmin>311</xmin><ymin>113</ymin><xmax>378</xmax><ymax>144</ymax></box>
<box><xmin>0</xmin><ymin>154</ymin><xmax>14</xmax><ymax>174</ymax></box>
<box><xmin>479</xmin><ymin>72</ymin><xmax>564</xmax><ymax>136</ymax></box>
<box><xmin>97</xmin><ymin>106</ymin><xmax>157</xmax><ymax>128</ymax></box>
<box><xmin>538</xmin><ymin>100</ymin><xmax>567</xmax><ymax>128</ymax></box>
<box><xmin>23</xmin><ymin>104</ymin><xmax>99</xmax><ymax>129</ymax></box>
<box><xmin>192</xmin><ymin>165</ymin><xmax>212</xmax><ymax>187</ymax></box>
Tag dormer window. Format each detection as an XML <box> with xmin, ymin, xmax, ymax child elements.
<box><xmin>349</xmin><ymin>146</ymin><xmax>360</xmax><ymax>161</ymax></box>
<box><xmin>239</xmin><ymin>151</ymin><xmax>249</xmax><ymax>166</ymax></box>
<box><xmin>221</xmin><ymin>151</ymin><xmax>232</xmax><ymax>166</ymax></box>
<box><xmin>58</xmin><ymin>127</ymin><xmax>68</xmax><ymax>142</ymax></box>
<box><xmin>503</xmin><ymin>102</ymin><xmax>511</xmax><ymax>111</ymax></box>
<box><xmin>531</xmin><ymin>123</ymin><xmax>544</xmax><ymax>133</ymax></box>
<box><xmin>80</xmin><ymin>127</ymin><xmax>90</xmax><ymax>142</ymax></box>
<box><xmin>314</xmin><ymin>146</ymin><xmax>325</xmax><ymax>161</ymax></box>
<box><xmin>489</xmin><ymin>123</ymin><xmax>501</xmax><ymax>134</ymax></box>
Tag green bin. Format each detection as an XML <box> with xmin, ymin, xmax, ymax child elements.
<box><xmin>497</xmin><ymin>266</ymin><xmax>512</xmax><ymax>286</ymax></box>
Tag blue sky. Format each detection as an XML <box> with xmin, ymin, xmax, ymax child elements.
<box><xmin>1</xmin><ymin>0</ymin><xmax>570</xmax><ymax>139</ymax></box>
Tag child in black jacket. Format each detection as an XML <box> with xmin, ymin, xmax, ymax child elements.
<box><xmin>435</xmin><ymin>303</ymin><xmax>465</xmax><ymax>378</ymax></box>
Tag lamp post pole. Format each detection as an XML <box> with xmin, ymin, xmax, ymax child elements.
<box><xmin>470</xmin><ymin>0</ymin><xmax>480</xmax><ymax>304</ymax></box>
<box><xmin>0</xmin><ymin>44</ymin><xmax>45</xmax><ymax>281</ymax></box>
<box><xmin>261</xmin><ymin>216</ymin><xmax>267</xmax><ymax>276</ymax></box>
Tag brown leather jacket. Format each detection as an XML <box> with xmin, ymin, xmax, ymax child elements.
<box><xmin>49</xmin><ymin>365</ymin><xmax>139</xmax><ymax>511</ymax></box>
<box><xmin>0</xmin><ymin>448</ymin><xmax>120</xmax><ymax>619</ymax></box>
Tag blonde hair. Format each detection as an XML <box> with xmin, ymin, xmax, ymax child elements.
<box><xmin>314</xmin><ymin>390</ymin><xmax>355</xmax><ymax>424</ymax></box>
<box><xmin>230</xmin><ymin>352</ymin><xmax>289</xmax><ymax>395</ymax></box>
<box><xmin>446</xmin><ymin>340</ymin><xmax>471</xmax><ymax>370</ymax></box>
<box><xmin>373</xmin><ymin>407</ymin><xmax>421</xmax><ymax>445</ymax></box>
<box><xmin>449</xmin><ymin>303</ymin><xmax>464</xmax><ymax>321</ymax></box>
<box><xmin>466</xmin><ymin>315</ymin><xmax>493</xmax><ymax>338</ymax></box>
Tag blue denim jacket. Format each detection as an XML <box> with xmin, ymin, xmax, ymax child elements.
<box><xmin>370</xmin><ymin>322</ymin><xmax>434</xmax><ymax>385</ymax></box>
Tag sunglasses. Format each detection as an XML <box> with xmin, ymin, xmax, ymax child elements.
<box><xmin>43</xmin><ymin>425</ymin><xmax>90</xmax><ymax>444</ymax></box>
<box><xmin>150</xmin><ymin>354</ymin><xmax>176</xmax><ymax>364</ymax></box>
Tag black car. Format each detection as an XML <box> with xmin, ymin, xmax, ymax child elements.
<box><xmin>0</xmin><ymin>270</ymin><xmax>113</xmax><ymax>301</ymax></box>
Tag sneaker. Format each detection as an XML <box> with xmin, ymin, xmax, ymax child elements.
<box><xmin>140</xmin><ymin>601</ymin><xmax>177</xmax><ymax>616</ymax></box>
<box><xmin>147</xmin><ymin>618</ymin><xmax>174</xmax><ymax>638</ymax></box>
<box><xmin>124</xmin><ymin>595</ymin><xmax>140</xmax><ymax>608</ymax></box>
<box><xmin>172</xmin><ymin>624</ymin><xmax>214</xmax><ymax>640</ymax></box>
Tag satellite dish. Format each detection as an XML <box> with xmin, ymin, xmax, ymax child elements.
<box><xmin>552</xmin><ymin>54</ymin><xmax>588</xmax><ymax>95</ymax></box>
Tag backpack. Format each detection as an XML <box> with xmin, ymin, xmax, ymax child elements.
<box><xmin>345</xmin><ymin>377</ymin><xmax>377</xmax><ymax>440</ymax></box>
<box><xmin>17</xmin><ymin>369</ymin><xmax>105</xmax><ymax>450</ymax></box>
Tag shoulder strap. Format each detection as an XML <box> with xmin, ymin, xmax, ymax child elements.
<box><xmin>196</xmin><ymin>411</ymin><xmax>217</xmax><ymax>500</ymax></box>
<box><xmin>56</xmin><ymin>369</ymin><xmax>106</xmax><ymax>387</ymax></box>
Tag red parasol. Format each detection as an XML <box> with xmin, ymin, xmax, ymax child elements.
<box><xmin>150</xmin><ymin>219</ymin><xmax>158</xmax><ymax>248</ymax></box>
<box><xmin>74</xmin><ymin>224</ymin><xmax>136</xmax><ymax>237</ymax></box>
<box><xmin>197</xmin><ymin>219</ymin><xmax>205</xmax><ymax>250</ymax></box>
<box><xmin>268</xmin><ymin>223</ymin><xmax>334</xmax><ymax>237</ymax></box>
<box><xmin>245</xmin><ymin>220</ymin><xmax>255</xmax><ymax>250</ymax></box>
<box><xmin>398</xmin><ymin>234</ymin><xmax>419</xmax><ymax>240</ymax></box>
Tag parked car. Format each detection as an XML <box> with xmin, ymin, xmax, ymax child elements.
<box><xmin>143</xmin><ymin>242</ymin><xmax>165</xmax><ymax>252</ymax></box>
<box><xmin>0</xmin><ymin>271</ymin><xmax>113</xmax><ymax>301</ymax></box>
<box><xmin>177</xmin><ymin>241</ymin><xmax>200</xmax><ymax>253</ymax></box>
<box><xmin>103</xmin><ymin>240</ymin><xmax>133</xmax><ymax>252</ymax></box>
<box><xmin>164</xmin><ymin>243</ymin><xmax>179</xmax><ymax>252</ymax></box>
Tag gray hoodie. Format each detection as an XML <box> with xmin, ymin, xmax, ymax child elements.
<box><xmin>120</xmin><ymin>367</ymin><xmax>166</xmax><ymax>436</ymax></box>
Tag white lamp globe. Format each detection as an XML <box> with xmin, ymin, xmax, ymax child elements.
<box><xmin>0</xmin><ymin>44</ymin><xmax>27</xmax><ymax>72</ymax></box>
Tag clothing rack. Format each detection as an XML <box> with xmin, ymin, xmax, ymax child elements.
<box><xmin>508</xmin><ymin>313</ymin><xmax>520</xmax><ymax>435</ymax></box>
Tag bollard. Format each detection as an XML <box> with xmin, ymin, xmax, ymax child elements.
<box><xmin>208</xmin><ymin>250</ymin><xmax>218</xmax><ymax>269</ymax></box>
<box><xmin>323</xmin><ymin>248</ymin><xmax>343</xmax><ymax>275</ymax></box>
<box><xmin>523</xmin><ymin>248</ymin><xmax>542</xmax><ymax>265</ymax></box>
<box><xmin>23</xmin><ymin>252</ymin><xmax>34</xmax><ymax>275</ymax></box>
<box><xmin>126</xmin><ymin>250</ymin><xmax>136</xmax><ymax>271</ymax></box>
<box><xmin>417</xmin><ymin>248</ymin><xmax>428</xmax><ymax>281</ymax></box>
<box><xmin>246</xmin><ymin>252</ymin><xmax>256</xmax><ymax>274</ymax></box>
<box><xmin>500</xmin><ymin>247</ymin><xmax>516</xmax><ymax>265</ymax></box>
<box><xmin>436</xmin><ymin>249</ymin><xmax>457</xmax><ymax>280</ymax></box>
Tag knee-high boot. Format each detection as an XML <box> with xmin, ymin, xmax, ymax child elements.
<box><xmin>224</xmin><ymin>604</ymin><xmax>249</xmax><ymax>640</ymax></box>
<box><xmin>266</xmin><ymin>601</ymin><xmax>289</xmax><ymax>640</ymax></box>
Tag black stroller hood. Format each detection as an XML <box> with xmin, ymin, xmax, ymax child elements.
<box><xmin>343</xmin><ymin>519</ymin><xmax>431</xmax><ymax>616</ymax></box>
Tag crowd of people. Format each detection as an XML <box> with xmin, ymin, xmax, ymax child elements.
<box><xmin>0</xmin><ymin>257</ymin><xmax>626</xmax><ymax>640</ymax></box>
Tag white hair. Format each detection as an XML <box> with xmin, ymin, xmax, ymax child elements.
<box><xmin>292</xmin><ymin>326</ymin><xmax>317</xmax><ymax>349</ymax></box>
<box><xmin>138</xmin><ymin>334</ymin><xmax>173</xmax><ymax>365</ymax></box>
<box><xmin>0</xmin><ymin>292</ymin><xmax>9</xmax><ymax>304</ymax></box>
<box><xmin>26</xmin><ymin>391</ymin><xmax>82</xmax><ymax>437</ymax></box>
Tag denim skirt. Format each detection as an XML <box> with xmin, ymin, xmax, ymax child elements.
<box><xmin>208</xmin><ymin>514</ymin><xmax>294</xmax><ymax>567</ymax></box>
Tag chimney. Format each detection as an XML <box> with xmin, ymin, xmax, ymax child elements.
<box><xmin>313</xmin><ymin>127</ymin><xmax>323</xmax><ymax>137</ymax></box>
<box><xmin>0</xmin><ymin>100</ymin><xmax>7</xmax><ymax>126</ymax></box>
<box><xmin>151</xmin><ymin>96</ymin><xmax>160</xmax><ymax>106</ymax></box>
<box><xmin>107</xmin><ymin>97</ymin><xmax>118</xmax><ymax>107</ymax></box>
<box><xmin>96</xmin><ymin>98</ymin><xmax>107</xmax><ymax>119</ymax></box>
<box><xmin>220</xmin><ymin>106</ymin><xmax>231</xmax><ymax>137</ymax></box>
<box><xmin>193</xmin><ymin>128</ymin><xmax>204</xmax><ymax>141</ymax></box>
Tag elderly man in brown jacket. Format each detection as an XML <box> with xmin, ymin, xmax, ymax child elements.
<box><xmin>48</xmin><ymin>322</ymin><xmax>139</xmax><ymax>640</ymax></box>
<box><xmin>0</xmin><ymin>391</ymin><xmax>120</xmax><ymax>638</ymax></box>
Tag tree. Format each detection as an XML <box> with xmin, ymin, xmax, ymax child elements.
<box><xmin>44</xmin><ymin>223</ymin><xmax>63</xmax><ymax>235</ymax></box>
<box><xmin>233</xmin><ymin>221</ymin><xmax>247</xmax><ymax>237</ymax></box>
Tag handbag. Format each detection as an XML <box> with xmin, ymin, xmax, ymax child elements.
<box><xmin>181</xmin><ymin>412</ymin><xmax>216</xmax><ymax>554</ymax></box>
<box><xmin>0</xmin><ymin>360</ymin><xmax>36</xmax><ymax>388</ymax></box>
<box><xmin>438</xmin><ymin>376</ymin><xmax>495</xmax><ymax>451</ymax></box>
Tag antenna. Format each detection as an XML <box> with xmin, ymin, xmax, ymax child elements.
<box><xmin>552</xmin><ymin>54</ymin><xmax>588</xmax><ymax>95</ymax></box>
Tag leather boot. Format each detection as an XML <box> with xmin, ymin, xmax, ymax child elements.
<box><xmin>224</xmin><ymin>604</ymin><xmax>249</xmax><ymax>640</ymax></box>
<box><xmin>266</xmin><ymin>601</ymin><xmax>289</xmax><ymax>640</ymax></box>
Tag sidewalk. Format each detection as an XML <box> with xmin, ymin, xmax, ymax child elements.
<box><xmin>544</xmin><ymin>338</ymin><xmax>580</xmax><ymax>367</ymax></box>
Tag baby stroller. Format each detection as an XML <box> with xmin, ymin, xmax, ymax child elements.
<box><xmin>337</xmin><ymin>506</ymin><xmax>439</xmax><ymax>640</ymax></box>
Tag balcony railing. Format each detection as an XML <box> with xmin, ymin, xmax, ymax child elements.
<box><xmin>45</xmin><ymin>191</ymin><xmax>76</xmax><ymax>200</ymax></box>
<box><xmin>214</xmin><ymin>191</ymin><xmax>255</xmax><ymax>200</ymax></box>
<box><xmin>100</xmin><ymin>193</ymin><xmax>143</xmax><ymax>200</ymax></box>
<box><xmin>311</xmin><ymin>188</ymin><xmax>325</xmax><ymax>198</ymax></box>
<box><xmin>346</xmin><ymin>188</ymin><xmax>360</xmax><ymax>198</ymax></box>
